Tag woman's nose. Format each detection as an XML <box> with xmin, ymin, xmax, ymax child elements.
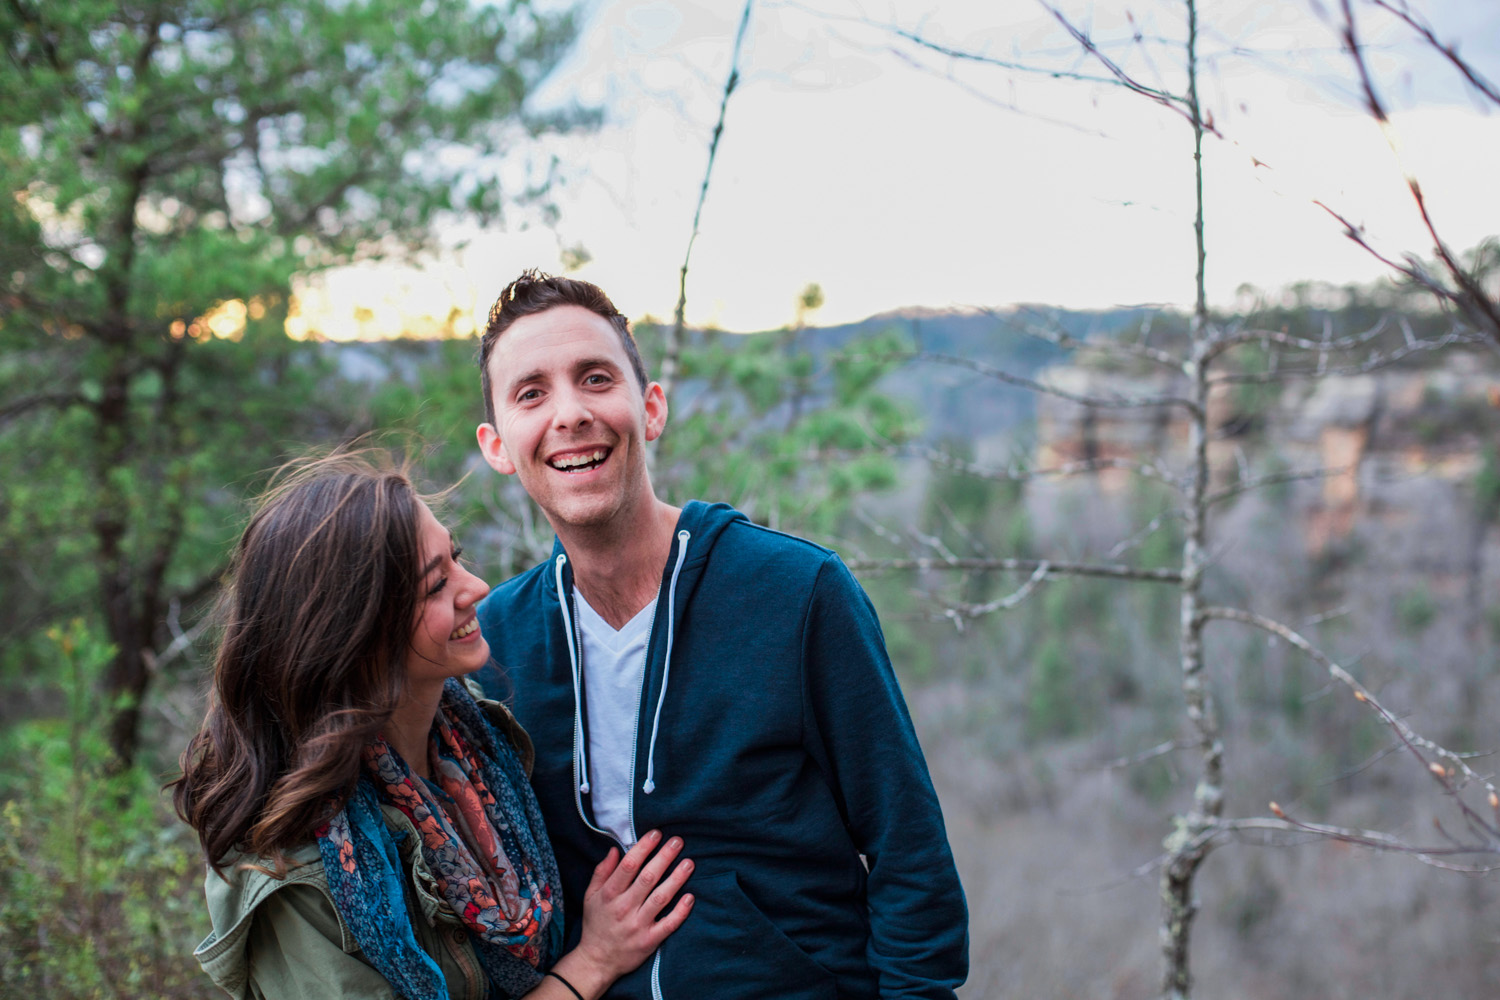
<box><xmin>459</xmin><ymin>566</ymin><xmax>490</xmax><ymax>606</ymax></box>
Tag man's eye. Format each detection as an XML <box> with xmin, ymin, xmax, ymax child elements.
<box><xmin>585</xmin><ymin>373</ymin><xmax>610</xmax><ymax>385</ymax></box>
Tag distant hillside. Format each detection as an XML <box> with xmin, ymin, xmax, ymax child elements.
<box><xmin>323</xmin><ymin>305</ymin><xmax>1161</xmax><ymax>444</ymax></box>
<box><xmin>689</xmin><ymin>305</ymin><xmax>1157</xmax><ymax>443</ymax></box>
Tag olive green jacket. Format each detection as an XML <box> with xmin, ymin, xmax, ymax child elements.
<box><xmin>194</xmin><ymin>696</ymin><xmax>536</xmax><ymax>1000</ymax></box>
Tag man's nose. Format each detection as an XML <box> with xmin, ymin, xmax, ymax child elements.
<box><xmin>551</xmin><ymin>386</ymin><xmax>593</xmax><ymax>428</ymax></box>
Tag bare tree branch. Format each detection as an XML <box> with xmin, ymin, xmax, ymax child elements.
<box><xmin>1086</xmin><ymin>737</ymin><xmax>1197</xmax><ymax>772</ymax></box>
<box><xmin>140</xmin><ymin>599</ymin><xmax>211</xmax><ymax>676</ymax></box>
<box><xmin>846</xmin><ymin>555</ymin><xmax>1183</xmax><ymax>584</ymax></box>
<box><xmin>932</xmin><ymin>560</ymin><xmax>1051</xmax><ymax>629</ymax></box>
<box><xmin>1205</xmin><ymin>325</ymin><xmax>1483</xmax><ymax>383</ymax></box>
<box><xmin>1368</xmin><ymin>0</ymin><xmax>1500</xmax><ymax>106</ymax></box>
<box><xmin>995</xmin><ymin>305</ymin><xmax>1188</xmax><ymax>370</ymax></box>
<box><xmin>888</xmin><ymin>21</ymin><xmax>1126</xmax><ymax>88</ymax></box>
<box><xmin>1204</xmin><ymin>466</ymin><xmax>1348</xmax><ymax>507</ymax></box>
<box><xmin>1326</xmin><ymin>0</ymin><xmax>1500</xmax><ymax>350</ymax></box>
<box><xmin>878</xmin><ymin>44</ymin><xmax>1118</xmax><ymax>137</ymax></box>
<box><xmin>1220</xmin><ymin>814</ymin><xmax>1499</xmax><ymax>871</ymax></box>
<box><xmin>915</xmin><ymin>351</ymin><xmax>1200</xmax><ymax>413</ymax></box>
<box><xmin>1106</xmin><ymin>507</ymin><xmax>1182</xmax><ymax>560</ymax></box>
<box><xmin>909</xmin><ymin>441</ymin><xmax>1184</xmax><ymax>489</ymax></box>
<box><xmin>1041</xmin><ymin>2</ymin><xmax>1200</xmax><ymax>121</ymax></box>
<box><xmin>1338</xmin><ymin>0</ymin><xmax>1390</xmax><ymax>124</ymax></box>
<box><xmin>1204</xmin><ymin>316</ymin><xmax>1390</xmax><ymax>361</ymax></box>
<box><xmin>1200</xmin><ymin>604</ymin><xmax>1500</xmax><ymax>847</ymax></box>
<box><xmin>661</xmin><ymin>0</ymin><xmax>754</xmax><ymax>400</ymax></box>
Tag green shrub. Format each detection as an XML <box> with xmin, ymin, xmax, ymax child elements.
<box><xmin>0</xmin><ymin>622</ymin><xmax>207</xmax><ymax>999</ymax></box>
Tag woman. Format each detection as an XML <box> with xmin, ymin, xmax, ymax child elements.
<box><xmin>172</xmin><ymin>453</ymin><xmax>693</xmax><ymax>999</ymax></box>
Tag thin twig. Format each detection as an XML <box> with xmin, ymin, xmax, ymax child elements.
<box><xmin>1220</xmin><ymin>815</ymin><xmax>1499</xmax><ymax>872</ymax></box>
<box><xmin>916</xmin><ymin>351</ymin><xmax>1200</xmax><ymax>412</ymax></box>
<box><xmin>1368</xmin><ymin>0</ymin><xmax>1500</xmax><ymax>106</ymax></box>
<box><xmin>1200</xmin><ymin>605</ymin><xmax>1500</xmax><ymax>847</ymax></box>
<box><xmin>1087</xmin><ymin>738</ymin><xmax>1196</xmax><ymax>772</ymax></box>
<box><xmin>1204</xmin><ymin>317</ymin><xmax>1389</xmax><ymax>361</ymax></box>
<box><xmin>1041</xmin><ymin>3</ymin><xmax>1195</xmax><ymax>118</ymax></box>
<box><xmin>661</xmin><ymin>0</ymin><xmax>754</xmax><ymax>400</ymax></box>
<box><xmin>1205</xmin><ymin>326</ymin><xmax>1482</xmax><ymax>384</ymax></box>
<box><xmin>1204</xmin><ymin>466</ymin><xmax>1348</xmax><ymax>507</ymax></box>
<box><xmin>910</xmin><ymin>442</ymin><xmax>1183</xmax><ymax>489</ymax></box>
<box><xmin>889</xmin><ymin>22</ymin><xmax>1126</xmax><ymax>88</ymax></box>
<box><xmin>847</xmin><ymin>556</ymin><xmax>1182</xmax><ymax>584</ymax></box>
<box><xmin>997</xmin><ymin>305</ymin><xmax>1187</xmax><ymax>371</ymax></box>
<box><xmin>936</xmin><ymin>561</ymin><xmax>1051</xmax><ymax>629</ymax></box>
<box><xmin>1326</xmin><ymin>1</ymin><xmax>1500</xmax><ymax>350</ymax></box>
<box><xmin>1106</xmin><ymin>508</ymin><xmax>1182</xmax><ymax>560</ymax></box>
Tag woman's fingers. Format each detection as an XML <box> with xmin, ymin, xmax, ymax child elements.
<box><xmin>643</xmin><ymin>853</ymin><xmax>693</xmax><ymax>915</ymax></box>
<box><xmin>644</xmin><ymin>893</ymin><xmax>695</xmax><ymax>947</ymax></box>
<box><xmin>573</xmin><ymin>834</ymin><xmax>695</xmax><ymax>980</ymax></box>
<box><xmin>622</xmin><ymin>834</ymin><xmax>684</xmax><ymax>905</ymax></box>
<box><xmin>601</xmin><ymin>829</ymin><xmax>661</xmax><ymax>898</ymax></box>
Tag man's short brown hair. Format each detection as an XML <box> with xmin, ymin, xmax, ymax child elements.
<box><xmin>479</xmin><ymin>269</ymin><xmax>649</xmax><ymax>427</ymax></box>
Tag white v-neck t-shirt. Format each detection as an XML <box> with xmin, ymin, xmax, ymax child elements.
<box><xmin>574</xmin><ymin>590</ymin><xmax>655</xmax><ymax>847</ymax></box>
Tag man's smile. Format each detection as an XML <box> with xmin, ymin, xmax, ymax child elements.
<box><xmin>547</xmin><ymin>447</ymin><xmax>611</xmax><ymax>473</ymax></box>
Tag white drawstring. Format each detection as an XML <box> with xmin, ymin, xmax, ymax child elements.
<box><xmin>555</xmin><ymin>554</ymin><xmax>590</xmax><ymax>795</ymax></box>
<box><xmin>642</xmin><ymin>530</ymin><xmax>691</xmax><ymax>794</ymax></box>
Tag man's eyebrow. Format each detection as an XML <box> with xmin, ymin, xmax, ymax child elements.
<box><xmin>574</xmin><ymin>356</ymin><xmax>624</xmax><ymax>373</ymax></box>
<box><xmin>505</xmin><ymin>368</ymin><xmax>546</xmax><ymax>392</ymax></box>
<box><xmin>504</xmin><ymin>357</ymin><xmax>623</xmax><ymax>392</ymax></box>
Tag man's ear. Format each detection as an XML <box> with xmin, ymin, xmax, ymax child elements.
<box><xmin>644</xmin><ymin>381</ymin><xmax>668</xmax><ymax>443</ymax></box>
<box><xmin>476</xmin><ymin>422</ymin><xmax>517</xmax><ymax>476</ymax></box>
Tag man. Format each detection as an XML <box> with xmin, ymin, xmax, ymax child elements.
<box><xmin>473</xmin><ymin>270</ymin><xmax>968</xmax><ymax>999</ymax></box>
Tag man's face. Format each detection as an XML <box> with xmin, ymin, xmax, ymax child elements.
<box><xmin>477</xmin><ymin>305</ymin><xmax>666</xmax><ymax>533</ymax></box>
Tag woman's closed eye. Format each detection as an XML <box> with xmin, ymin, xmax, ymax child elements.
<box><xmin>426</xmin><ymin>546</ymin><xmax>464</xmax><ymax>596</ymax></box>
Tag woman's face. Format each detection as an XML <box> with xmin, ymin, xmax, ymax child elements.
<box><xmin>407</xmin><ymin>502</ymin><xmax>492</xmax><ymax>688</ymax></box>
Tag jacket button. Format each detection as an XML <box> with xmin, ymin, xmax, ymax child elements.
<box><xmin>452</xmin><ymin>928</ymin><xmax>466</xmax><ymax>944</ymax></box>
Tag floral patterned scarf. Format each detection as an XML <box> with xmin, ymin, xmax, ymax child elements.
<box><xmin>316</xmin><ymin>678</ymin><xmax>563</xmax><ymax>999</ymax></box>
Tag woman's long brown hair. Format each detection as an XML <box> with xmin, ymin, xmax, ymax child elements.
<box><xmin>170</xmin><ymin>451</ymin><xmax>429</xmax><ymax>872</ymax></box>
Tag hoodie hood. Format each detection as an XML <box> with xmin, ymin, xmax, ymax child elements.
<box><xmin>539</xmin><ymin>500</ymin><xmax>746</xmax><ymax>601</ymax></box>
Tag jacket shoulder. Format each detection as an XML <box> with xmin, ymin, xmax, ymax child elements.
<box><xmin>196</xmin><ymin>845</ymin><xmax>354</xmax><ymax>998</ymax></box>
<box><xmin>714</xmin><ymin>517</ymin><xmax>838</xmax><ymax>565</ymax></box>
<box><xmin>704</xmin><ymin>519</ymin><xmax>852</xmax><ymax>601</ymax></box>
<box><xmin>480</xmin><ymin>557</ymin><xmax>554</xmax><ymax>612</ymax></box>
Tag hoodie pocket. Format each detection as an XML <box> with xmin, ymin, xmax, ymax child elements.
<box><xmin>655</xmin><ymin>871</ymin><xmax>838</xmax><ymax>1000</ymax></box>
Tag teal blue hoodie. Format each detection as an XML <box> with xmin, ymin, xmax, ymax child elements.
<box><xmin>475</xmin><ymin>501</ymin><xmax>967</xmax><ymax>999</ymax></box>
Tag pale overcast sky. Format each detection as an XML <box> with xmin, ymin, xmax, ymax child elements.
<box><xmin>294</xmin><ymin>0</ymin><xmax>1500</xmax><ymax>338</ymax></box>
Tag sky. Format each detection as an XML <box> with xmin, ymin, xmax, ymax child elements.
<box><xmin>289</xmin><ymin>0</ymin><xmax>1500</xmax><ymax>339</ymax></box>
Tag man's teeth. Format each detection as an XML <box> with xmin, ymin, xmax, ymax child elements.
<box><xmin>550</xmin><ymin>449</ymin><xmax>605</xmax><ymax>470</ymax></box>
<box><xmin>450</xmin><ymin>619</ymin><xmax>478</xmax><ymax>640</ymax></box>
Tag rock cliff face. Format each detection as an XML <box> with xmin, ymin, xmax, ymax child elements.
<box><xmin>1030</xmin><ymin>353</ymin><xmax>1499</xmax><ymax>556</ymax></box>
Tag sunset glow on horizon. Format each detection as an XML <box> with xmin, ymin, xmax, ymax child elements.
<box><xmin>282</xmin><ymin>0</ymin><xmax>1500</xmax><ymax>342</ymax></box>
